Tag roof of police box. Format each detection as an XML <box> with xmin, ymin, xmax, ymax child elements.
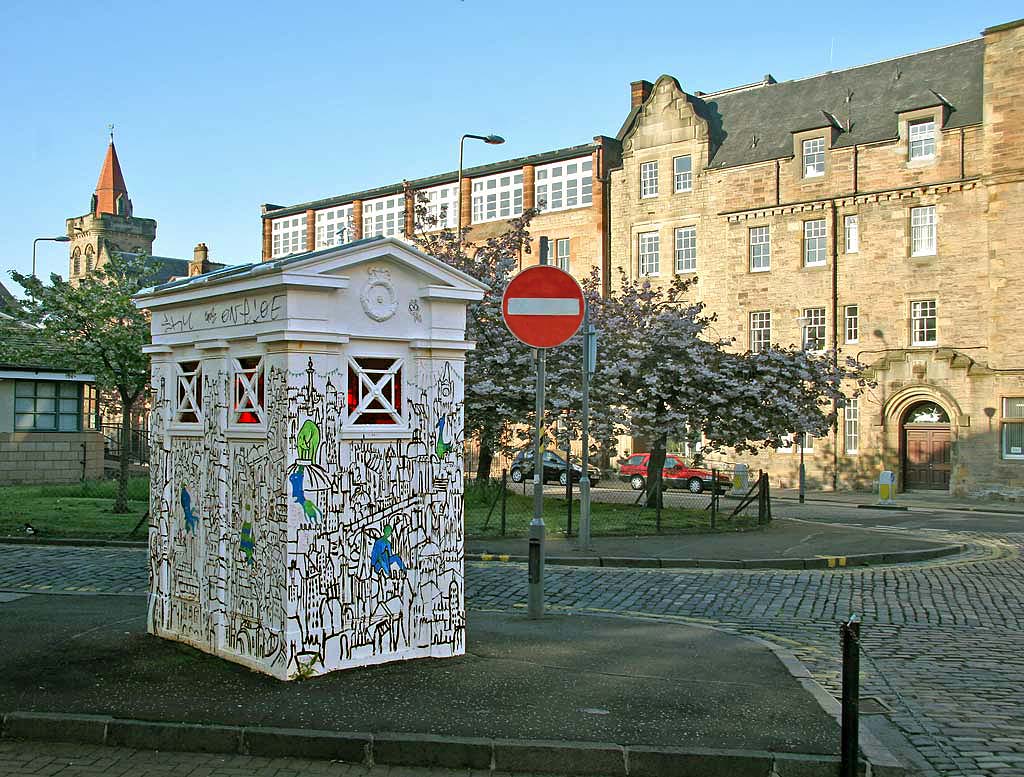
<box><xmin>135</xmin><ymin>236</ymin><xmax>489</xmax><ymax>298</ymax></box>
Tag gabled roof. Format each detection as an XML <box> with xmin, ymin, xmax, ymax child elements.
<box><xmin>620</xmin><ymin>37</ymin><xmax>984</xmax><ymax>170</ymax></box>
<box><xmin>94</xmin><ymin>141</ymin><xmax>130</xmax><ymax>216</ymax></box>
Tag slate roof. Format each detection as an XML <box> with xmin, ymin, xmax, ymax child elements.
<box><xmin>621</xmin><ymin>38</ymin><xmax>984</xmax><ymax>171</ymax></box>
<box><xmin>116</xmin><ymin>253</ymin><xmax>228</xmax><ymax>285</ymax></box>
<box><xmin>0</xmin><ymin>321</ymin><xmax>76</xmax><ymax>372</ymax></box>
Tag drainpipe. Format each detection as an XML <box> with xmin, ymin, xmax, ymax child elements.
<box><xmin>831</xmin><ymin>199</ymin><xmax>839</xmax><ymax>491</ymax></box>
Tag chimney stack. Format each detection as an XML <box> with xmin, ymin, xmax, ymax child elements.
<box><xmin>631</xmin><ymin>80</ymin><xmax>653</xmax><ymax>108</ymax></box>
<box><xmin>189</xmin><ymin>242</ymin><xmax>210</xmax><ymax>277</ymax></box>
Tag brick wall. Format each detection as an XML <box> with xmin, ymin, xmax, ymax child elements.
<box><xmin>0</xmin><ymin>431</ymin><xmax>104</xmax><ymax>485</ymax></box>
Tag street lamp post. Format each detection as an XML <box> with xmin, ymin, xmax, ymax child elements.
<box><xmin>457</xmin><ymin>133</ymin><xmax>505</xmax><ymax>235</ymax></box>
<box><xmin>32</xmin><ymin>236</ymin><xmax>71</xmax><ymax>277</ymax></box>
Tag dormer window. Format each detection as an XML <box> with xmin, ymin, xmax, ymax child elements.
<box><xmin>802</xmin><ymin>138</ymin><xmax>825</xmax><ymax>177</ymax></box>
<box><xmin>347</xmin><ymin>356</ymin><xmax>404</xmax><ymax>426</ymax></box>
<box><xmin>909</xmin><ymin>119</ymin><xmax>936</xmax><ymax>160</ymax></box>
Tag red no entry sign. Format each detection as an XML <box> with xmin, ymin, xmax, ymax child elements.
<box><xmin>502</xmin><ymin>265</ymin><xmax>585</xmax><ymax>348</ymax></box>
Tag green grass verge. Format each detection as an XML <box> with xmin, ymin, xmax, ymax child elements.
<box><xmin>464</xmin><ymin>481</ymin><xmax>759</xmax><ymax>538</ymax></box>
<box><xmin>0</xmin><ymin>476</ymin><xmax>758</xmax><ymax>541</ymax></box>
<box><xmin>0</xmin><ymin>478</ymin><xmax>148</xmax><ymax>540</ymax></box>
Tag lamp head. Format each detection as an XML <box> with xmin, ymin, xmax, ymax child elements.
<box><xmin>54</xmin><ymin>236</ymin><xmax>71</xmax><ymax>242</ymax></box>
<box><xmin>484</xmin><ymin>134</ymin><xmax>505</xmax><ymax>145</ymax></box>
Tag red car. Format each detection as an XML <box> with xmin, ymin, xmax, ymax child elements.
<box><xmin>618</xmin><ymin>453</ymin><xmax>731</xmax><ymax>494</ymax></box>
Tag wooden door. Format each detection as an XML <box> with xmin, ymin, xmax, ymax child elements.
<box><xmin>903</xmin><ymin>426</ymin><xmax>951</xmax><ymax>490</ymax></box>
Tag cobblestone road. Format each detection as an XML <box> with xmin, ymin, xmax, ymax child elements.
<box><xmin>1</xmin><ymin>523</ymin><xmax>1022</xmax><ymax>777</ymax></box>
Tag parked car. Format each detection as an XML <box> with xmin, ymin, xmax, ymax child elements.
<box><xmin>509</xmin><ymin>449</ymin><xmax>601</xmax><ymax>487</ymax></box>
<box><xmin>617</xmin><ymin>453</ymin><xmax>731</xmax><ymax>494</ymax></box>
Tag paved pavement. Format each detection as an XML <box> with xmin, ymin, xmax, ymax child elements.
<box><xmin>2</xmin><ymin>499</ymin><xmax>1023</xmax><ymax>776</ymax></box>
<box><xmin>0</xmin><ymin>739</ymin><xmax>500</xmax><ymax>777</ymax></box>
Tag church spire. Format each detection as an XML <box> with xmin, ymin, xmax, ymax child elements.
<box><xmin>93</xmin><ymin>134</ymin><xmax>131</xmax><ymax>217</ymax></box>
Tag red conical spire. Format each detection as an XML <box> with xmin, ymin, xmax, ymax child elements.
<box><xmin>94</xmin><ymin>138</ymin><xmax>130</xmax><ymax>216</ymax></box>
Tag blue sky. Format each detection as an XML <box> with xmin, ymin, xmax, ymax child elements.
<box><xmin>1</xmin><ymin>0</ymin><xmax>1016</xmax><ymax>292</ymax></box>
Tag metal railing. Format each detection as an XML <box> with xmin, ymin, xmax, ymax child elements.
<box><xmin>99</xmin><ymin>424</ymin><xmax>150</xmax><ymax>466</ymax></box>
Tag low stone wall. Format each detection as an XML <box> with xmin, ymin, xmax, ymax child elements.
<box><xmin>0</xmin><ymin>431</ymin><xmax>104</xmax><ymax>485</ymax></box>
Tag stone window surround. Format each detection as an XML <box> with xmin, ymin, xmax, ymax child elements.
<box><xmin>674</xmin><ymin>224</ymin><xmax>697</xmax><ymax>274</ymax></box>
<box><xmin>844</xmin><ymin>213</ymin><xmax>859</xmax><ymax>254</ymax></box>
<box><xmin>673</xmin><ymin>155</ymin><xmax>693</xmax><ymax>193</ymax></box>
<box><xmin>909</xmin><ymin>298</ymin><xmax>938</xmax><ymax>347</ymax></box>
<box><xmin>638</xmin><ymin>230</ymin><xmax>660</xmax><ymax>276</ymax></box>
<box><xmin>639</xmin><ymin>159</ymin><xmax>659</xmax><ymax>199</ymax></box>
<box><xmin>1001</xmin><ymin>396</ymin><xmax>1024</xmax><ymax>461</ymax></box>
<box><xmin>791</xmin><ymin>127</ymin><xmax>835</xmax><ymax>183</ymax></box>
<box><xmin>845</xmin><ymin>397</ymin><xmax>860</xmax><ymax>455</ymax></box>
<box><xmin>909</xmin><ymin>203</ymin><xmax>938</xmax><ymax>258</ymax></box>
<box><xmin>748</xmin><ymin>224</ymin><xmax>771</xmax><ymax>273</ymax></box>
<box><xmin>802</xmin><ymin>218</ymin><xmax>828</xmax><ymax>268</ymax></box>
<box><xmin>898</xmin><ymin>106</ymin><xmax>944</xmax><ymax>168</ymax></box>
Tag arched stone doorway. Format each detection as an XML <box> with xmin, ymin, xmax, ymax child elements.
<box><xmin>901</xmin><ymin>401</ymin><xmax>951</xmax><ymax>490</ymax></box>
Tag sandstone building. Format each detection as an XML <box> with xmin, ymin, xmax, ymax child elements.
<box><xmin>258</xmin><ymin>19</ymin><xmax>1024</xmax><ymax>498</ymax></box>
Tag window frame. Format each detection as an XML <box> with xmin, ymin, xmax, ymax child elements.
<box><xmin>362</xmin><ymin>194</ymin><xmax>407</xmax><ymax>239</ymax></box>
<box><xmin>638</xmin><ymin>231</ymin><xmax>660</xmax><ymax>276</ymax></box>
<box><xmin>674</xmin><ymin>226</ymin><xmax>697</xmax><ymax>273</ymax></box>
<box><xmin>911</xmin><ymin>205</ymin><xmax>937</xmax><ymax>257</ymax></box>
<box><xmin>844</xmin><ymin>214</ymin><xmax>859</xmax><ymax>253</ymax></box>
<box><xmin>801</xmin><ymin>307</ymin><xmax>827</xmax><ymax>352</ymax></box>
<box><xmin>802</xmin><ymin>137</ymin><xmax>825</xmax><ymax>178</ymax></box>
<box><xmin>749</xmin><ymin>226</ymin><xmax>771</xmax><ymax>272</ymax></box>
<box><xmin>910</xmin><ymin>299</ymin><xmax>937</xmax><ymax>347</ymax></box>
<box><xmin>315</xmin><ymin>204</ymin><xmax>355</xmax><ymax>248</ymax></box>
<box><xmin>472</xmin><ymin>170</ymin><xmax>524</xmax><ymax>224</ymax></box>
<box><xmin>673</xmin><ymin>155</ymin><xmax>692</xmax><ymax>193</ymax></box>
<box><xmin>535</xmin><ymin>157</ymin><xmax>593</xmax><ymax>214</ymax></box>
<box><xmin>345</xmin><ymin>355</ymin><xmax>407</xmax><ymax>430</ymax></box>
<box><xmin>230</xmin><ymin>355</ymin><xmax>266</xmax><ymax>427</ymax></box>
<box><xmin>845</xmin><ymin>397</ymin><xmax>860</xmax><ymax>454</ymax></box>
<box><xmin>640</xmin><ymin>160</ymin><xmax>659</xmax><ymax>199</ymax></box>
<box><xmin>844</xmin><ymin>304</ymin><xmax>859</xmax><ymax>345</ymax></box>
<box><xmin>555</xmin><ymin>238</ymin><xmax>570</xmax><ymax>272</ymax></box>
<box><xmin>908</xmin><ymin>118</ymin><xmax>936</xmax><ymax>161</ymax></box>
<box><xmin>1002</xmin><ymin>397</ymin><xmax>1024</xmax><ymax>460</ymax></box>
<box><xmin>13</xmin><ymin>380</ymin><xmax>82</xmax><ymax>432</ymax></box>
<box><xmin>803</xmin><ymin>219</ymin><xmax>827</xmax><ymax>267</ymax></box>
<box><xmin>271</xmin><ymin>214</ymin><xmax>308</xmax><ymax>259</ymax></box>
<box><xmin>174</xmin><ymin>360</ymin><xmax>203</xmax><ymax>426</ymax></box>
<box><xmin>750</xmin><ymin>311</ymin><xmax>771</xmax><ymax>353</ymax></box>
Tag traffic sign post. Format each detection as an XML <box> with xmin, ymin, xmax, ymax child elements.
<box><xmin>502</xmin><ymin>266</ymin><xmax>585</xmax><ymax>620</ymax></box>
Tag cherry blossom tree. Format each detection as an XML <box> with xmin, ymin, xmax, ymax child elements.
<box><xmin>407</xmin><ymin>185</ymin><xmax>537</xmax><ymax>481</ymax></box>
<box><xmin>550</xmin><ymin>271</ymin><xmax>865</xmax><ymax>506</ymax></box>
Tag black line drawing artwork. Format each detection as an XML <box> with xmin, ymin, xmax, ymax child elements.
<box><xmin>149</xmin><ymin>350</ymin><xmax>467</xmax><ymax>679</ymax></box>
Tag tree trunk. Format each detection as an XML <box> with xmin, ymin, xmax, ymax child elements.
<box><xmin>645</xmin><ymin>434</ymin><xmax>668</xmax><ymax>509</ymax></box>
<box><xmin>114</xmin><ymin>392</ymin><xmax>132</xmax><ymax>513</ymax></box>
<box><xmin>476</xmin><ymin>440</ymin><xmax>495</xmax><ymax>482</ymax></box>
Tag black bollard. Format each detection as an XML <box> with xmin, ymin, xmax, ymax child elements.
<box><xmin>841</xmin><ymin>615</ymin><xmax>861</xmax><ymax>777</ymax></box>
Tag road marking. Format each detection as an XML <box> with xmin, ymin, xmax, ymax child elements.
<box><xmin>507</xmin><ymin>297</ymin><xmax>580</xmax><ymax>316</ymax></box>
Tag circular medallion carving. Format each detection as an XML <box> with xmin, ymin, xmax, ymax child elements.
<box><xmin>360</xmin><ymin>269</ymin><xmax>398</xmax><ymax>322</ymax></box>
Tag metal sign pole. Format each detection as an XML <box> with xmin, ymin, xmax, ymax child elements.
<box><xmin>528</xmin><ymin>347</ymin><xmax>546</xmax><ymax>619</ymax></box>
<box><xmin>578</xmin><ymin>302</ymin><xmax>593</xmax><ymax>549</ymax></box>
